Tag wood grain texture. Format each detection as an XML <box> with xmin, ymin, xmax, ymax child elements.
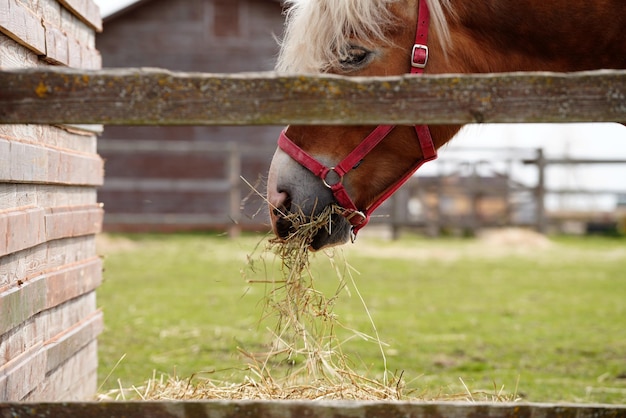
<box><xmin>0</xmin><ymin>204</ymin><xmax>102</xmax><ymax>257</ymax></box>
<box><xmin>0</xmin><ymin>257</ymin><xmax>101</xmax><ymax>334</ymax></box>
<box><xmin>1</xmin><ymin>68</ymin><xmax>625</xmax><ymax>125</ymax></box>
<box><xmin>0</xmin><ymin>0</ymin><xmax>46</xmax><ymax>55</ymax></box>
<box><xmin>0</xmin><ymin>308</ymin><xmax>101</xmax><ymax>380</ymax></box>
<box><xmin>24</xmin><ymin>340</ymin><xmax>98</xmax><ymax>401</ymax></box>
<box><xmin>0</xmin><ymin>3</ymin><xmax>100</xmax><ymax>68</ymax></box>
<box><xmin>0</xmin><ymin>400</ymin><xmax>625</xmax><ymax>418</ymax></box>
<box><xmin>57</xmin><ymin>0</ymin><xmax>102</xmax><ymax>32</ymax></box>
<box><xmin>0</xmin><ymin>124</ymin><xmax>98</xmax><ymax>153</ymax></box>
<box><xmin>0</xmin><ymin>138</ymin><xmax>103</xmax><ymax>186</ymax></box>
<box><xmin>0</xmin><ymin>33</ymin><xmax>40</xmax><ymax>69</ymax></box>
<box><xmin>0</xmin><ymin>184</ymin><xmax>97</xmax><ymax>211</ymax></box>
<box><xmin>0</xmin><ymin>298</ymin><xmax>99</xmax><ymax>400</ymax></box>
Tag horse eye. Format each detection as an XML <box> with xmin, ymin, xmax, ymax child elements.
<box><xmin>339</xmin><ymin>46</ymin><xmax>371</xmax><ymax>69</ymax></box>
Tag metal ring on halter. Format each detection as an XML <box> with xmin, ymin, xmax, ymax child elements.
<box><xmin>344</xmin><ymin>210</ymin><xmax>366</xmax><ymax>224</ymax></box>
<box><xmin>350</xmin><ymin>228</ymin><xmax>358</xmax><ymax>243</ymax></box>
<box><xmin>322</xmin><ymin>168</ymin><xmax>343</xmax><ymax>188</ymax></box>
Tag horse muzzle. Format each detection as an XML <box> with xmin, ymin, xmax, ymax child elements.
<box><xmin>267</xmin><ymin>148</ymin><xmax>352</xmax><ymax>250</ymax></box>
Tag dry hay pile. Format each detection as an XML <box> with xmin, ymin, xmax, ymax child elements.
<box><xmin>478</xmin><ymin>228</ymin><xmax>552</xmax><ymax>250</ymax></box>
<box><xmin>229</xmin><ymin>205</ymin><xmax>400</xmax><ymax>400</ymax></box>
<box><xmin>100</xmin><ymin>206</ymin><xmax>402</xmax><ymax>401</ymax></box>
<box><xmin>99</xmin><ymin>207</ymin><xmax>521</xmax><ymax>402</ymax></box>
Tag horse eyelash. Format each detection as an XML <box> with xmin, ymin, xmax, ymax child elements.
<box><xmin>338</xmin><ymin>46</ymin><xmax>372</xmax><ymax>70</ymax></box>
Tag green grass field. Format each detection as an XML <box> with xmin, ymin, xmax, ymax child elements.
<box><xmin>96</xmin><ymin>231</ymin><xmax>626</xmax><ymax>403</ymax></box>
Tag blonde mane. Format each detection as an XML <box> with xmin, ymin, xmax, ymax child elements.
<box><xmin>275</xmin><ymin>0</ymin><xmax>453</xmax><ymax>73</ymax></box>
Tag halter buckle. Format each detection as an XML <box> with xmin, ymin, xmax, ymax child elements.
<box><xmin>411</xmin><ymin>44</ymin><xmax>429</xmax><ymax>68</ymax></box>
<box><xmin>344</xmin><ymin>210</ymin><xmax>366</xmax><ymax>225</ymax></box>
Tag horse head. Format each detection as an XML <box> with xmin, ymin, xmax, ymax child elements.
<box><xmin>267</xmin><ymin>0</ymin><xmax>458</xmax><ymax>249</ymax></box>
<box><xmin>267</xmin><ymin>0</ymin><xmax>626</xmax><ymax>250</ymax></box>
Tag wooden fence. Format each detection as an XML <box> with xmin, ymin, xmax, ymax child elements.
<box><xmin>0</xmin><ymin>64</ymin><xmax>625</xmax><ymax>408</ymax></box>
<box><xmin>385</xmin><ymin>149</ymin><xmax>626</xmax><ymax>237</ymax></box>
<box><xmin>525</xmin><ymin>150</ymin><xmax>626</xmax><ymax>233</ymax></box>
<box><xmin>1</xmin><ymin>400</ymin><xmax>626</xmax><ymax>418</ymax></box>
<box><xmin>1</xmin><ymin>68</ymin><xmax>625</xmax><ymax>125</ymax></box>
<box><xmin>98</xmin><ymin>139</ymin><xmax>246</xmax><ymax>237</ymax></box>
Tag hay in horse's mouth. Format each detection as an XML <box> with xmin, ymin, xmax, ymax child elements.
<box><xmin>272</xmin><ymin>205</ymin><xmax>334</xmax><ymax>247</ymax></box>
<box><xmin>273</xmin><ymin>204</ymin><xmax>351</xmax><ymax>251</ymax></box>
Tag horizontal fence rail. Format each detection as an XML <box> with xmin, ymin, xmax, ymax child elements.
<box><xmin>0</xmin><ymin>68</ymin><xmax>625</xmax><ymax>125</ymax></box>
<box><xmin>1</xmin><ymin>400</ymin><xmax>626</xmax><ymax>418</ymax></box>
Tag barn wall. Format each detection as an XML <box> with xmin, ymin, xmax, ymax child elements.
<box><xmin>96</xmin><ymin>0</ymin><xmax>283</xmax><ymax>233</ymax></box>
<box><xmin>0</xmin><ymin>0</ymin><xmax>103</xmax><ymax>401</ymax></box>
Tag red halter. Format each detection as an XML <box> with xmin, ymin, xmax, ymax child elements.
<box><xmin>278</xmin><ymin>0</ymin><xmax>437</xmax><ymax>238</ymax></box>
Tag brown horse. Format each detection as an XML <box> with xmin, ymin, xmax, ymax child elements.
<box><xmin>267</xmin><ymin>0</ymin><xmax>626</xmax><ymax>250</ymax></box>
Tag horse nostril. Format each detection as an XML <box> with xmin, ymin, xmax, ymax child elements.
<box><xmin>270</xmin><ymin>190</ymin><xmax>295</xmax><ymax>239</ymax></box>
<box><xmin>281</xmin><ymin>192</ymin><xmax>292</xmax><ymax>213</ymax></box>
<box><xmin>271</xmin><ymin>190</ymin><xmax>291</xmax><ymax>215</ymax></box>
<box><xmin>268</xmin><ymin>187</ymin><xmax>290</xmax><ymax>211</ymax></box>
<box><xmin>275</xmin><ymin>215</ymin><xmax>294</xmax><ymax>239</ymax></box>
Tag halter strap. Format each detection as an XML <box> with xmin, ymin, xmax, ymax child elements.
<box><xmin>412</xmin><ymin>0</ymin><xmax>430</xmax><ymax>74</ymax></box>
<box><xmin>278</xmin><ymin>125</ymin><xmax>396</xmax><ymax>226</ymax></box>
<box><xmin>353</xmin><ymin>125</ymin><xmax>436</xmax><ymax>235</ymax></box>
<box><xmin>277</xmin><ymin>0</ymin><xmax>437</xmax><ymax>238</ymax></box>
<box><xmin>351</xmin><ymin>0</ymin><xmax>436</xmax><ymax>234</ymax></box>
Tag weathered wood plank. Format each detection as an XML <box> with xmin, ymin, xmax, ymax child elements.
<box><xmin>0</xmin><ymin>401</ymin><xmax>625</xmax><ymax>418</ymax></box>
<box><xmin>0</xmin><ymin>306</ymin><xmax>100</xmax><ymax>401</ymax></box>
<box><xmin>42</xmin><ymin>291</ymin><xmax>97</xmax><ymax>343</ymax></box>
<box><xmin>0</xmin><ymin>124</ymin><xmax>98</xmax><ymax>153</ymax></box>
<box><xmin>41</xmin><ymin>23</ymin><xmax>69</xmax><ymax>66</ymax></box>
<box><xmin>97</xmin><ymin>138</ymin><xmax>271</xmax><ymax>153</ymax></box>
<box><xmin>0</xmin><ymin>138</ymin><xmax>103</xmax><ymax>186</ymax></box>
<box><xmin>0</xmin><ymin>68</ymin><xmax>625</xmax><ymax>125</ymax></box>
<box><xmin>0</xmin><ymin>207</ymin><xmax>46</xmax><ymax>257</ymax></box>
<box><xmin>0</xmin><ymin>184</ymin><xmax>97</xmax><ymax>211</ymax></box>
<box><xmin>0</xmin><ymin>0</ymin><xmax>102</xmax><ymax>404</ymax></box>
<box><xmin>25</xmin><ymin>340</ymin><xmax>98</xmax><ymax>401</ymax></box>
<box><xmin>0</xmin><ymin>307</ymin><xmax>101</xmax><ymax>381</ymax></box>
<box><xmin>45</xmin><ymin>257</ymin><xmax>102</xmax><ymax>308</ymax></box>
<box><xmin>0</xmin><ymin>33</ymin><xmax>41</xmax><ymax>69</ymax></box>
<box><xmin>0</xmin><ymin>275</ymin><xmax>46</xmax><ymax>336</ymax></box>
<box><xmin>0</xmin><ymin>343</ymin><xmax>46</xmax><ymax>400</ymax></box>
<box><xmin>57</xmin><ymin>0</ymin><xmax>102</xmax><ymax>33</ymax></box>
<box><xmin>0</xmin><ymin>0</ymin><xmax>46</xmax><ymax>55</ymax></box>
<box><xmin>45</xmin><ymin>205</ymin><xmax>103</xmax><ymax>240</ymax></box>
<box><xmin>0</xmin><ymin>235</ymin><xmax>97</xmax><ymax>290</ymax></box>
<box><xmin>44</xmin><ymin>310</ymin><xmax>102</xmax><ymax>373</ymax></box>
<box><xmin>0</xmin><ymin>204</ymin><xmax>102</xmax><ymax>257</ymax></box>
<box><xmin>0</xmin><ymin>257</ymin><xmax>101</xmax><ymax>334</ymax></box>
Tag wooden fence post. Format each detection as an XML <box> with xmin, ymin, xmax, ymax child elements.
<box><xmin>228</xmin><ymin>143</ymin><xmax>242</xmax><ymax>238</ymax></box>
<box><xmin>535</xmin><ymin>148</ymin><xmax>547</xmax><ymax>233</ymax></box>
